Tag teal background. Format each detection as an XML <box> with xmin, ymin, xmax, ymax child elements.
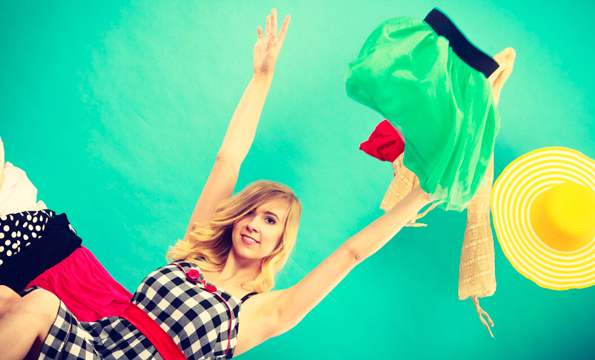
<box><xmin>1</xmin><ymin>0</ymin><xmax>594</xmax><ymax>359</ymax></box>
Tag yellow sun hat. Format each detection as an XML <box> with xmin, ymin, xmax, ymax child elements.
<box><xmin>491</xmin><ymin>147</ymin><xmax>595</xmax><ymax>290</ymax></box>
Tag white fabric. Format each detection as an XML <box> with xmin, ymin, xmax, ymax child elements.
<box><xmin>0</xmin><ymin>137</ymin><xmax>4</xmax><ymax>166</ymax></box>
<box><xmin>0</xmin><ymin>162</ymin><xmax>47</xmax><ymax>216</ymax></box>
<box><xmin>0</xmin><ymin>137</ymin><xmax>4</xmax><ymax>190</ymax></box>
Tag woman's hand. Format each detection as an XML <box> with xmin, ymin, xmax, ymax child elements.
<box><xmin>183</xmin><ymin>10</ymin><xmax>290</xmax><ymax>237</ymax></box>
<box><xmin>253</xmin><ymin>9</ymin><xmax>290</xmax><ymax>79</ymax></box>
<box><xmin>415</xmin><ymin>184</ymin><xmax>431</xmax><ymax>203</ymax></box>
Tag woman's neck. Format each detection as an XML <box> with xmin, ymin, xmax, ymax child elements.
<box><xmin>217</xmin><ymin>250</ymin><xmax>261</xmax><ymax>283</ymax></box>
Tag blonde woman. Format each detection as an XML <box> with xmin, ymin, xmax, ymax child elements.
<box><xmin>0</xmin><ymin>9</ymin><xmax>430</xmax><ymax>360</ymax></box>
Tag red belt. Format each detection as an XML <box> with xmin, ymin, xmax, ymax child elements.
<box><xmin>120</xmin><ymin>303</ymin><xmax>187</xmax><ymax>360</ymax></box>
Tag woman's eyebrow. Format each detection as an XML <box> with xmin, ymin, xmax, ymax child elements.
<box><xmin>264</xmin><ymin>211</ymin><xmax>280</xmax><ymax>220</ymax></box>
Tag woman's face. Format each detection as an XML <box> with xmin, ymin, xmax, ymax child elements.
<box><xmin>231</xmin><ymin>200</ymin><xmax>289</xmax><ymax>261</ymax></box>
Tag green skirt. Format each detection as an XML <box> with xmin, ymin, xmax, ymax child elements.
<box><xmin>345</xmin><ymin>11</ymin><xmax>500</xmax><ymax>211</ymax></box>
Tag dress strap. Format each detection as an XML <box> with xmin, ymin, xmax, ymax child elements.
<box><xmin>240</xmin><ymin>292</ymin><xmax>258</xmax><ymax>302</ymax></box>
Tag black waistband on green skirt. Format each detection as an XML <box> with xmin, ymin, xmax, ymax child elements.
<box><xmin>424</xmin><ymin>8</ymin><xmax>499</xmax><ymax>78</ymax></box>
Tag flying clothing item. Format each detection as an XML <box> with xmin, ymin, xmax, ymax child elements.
<box><xmin>0</xmin><ymin>209</ymin><xmax>133</xmax><ymax>321</ymax></box>
<box><xmin>0</xmin><ymin>162</ymin><xmax>47</xmax><ymax>216</ymax></box>
<box><xmin>27</xmin><ymin>246</ymin><xmax>134</xmax><ymax>321</ymax></box>
<box><xmin>0</xmin><ymin>210</ymin><xmax>79</xmax><ymax>290</ymax></box>
<box><xmin>351</xmin><ymin>8</ymin><xmax>503</xmax><ymax>337</ymax></box>
<box><xmin>346</xmin><ymin>8</ymin><xmax>500</xmax><ymax>211</ymax></box>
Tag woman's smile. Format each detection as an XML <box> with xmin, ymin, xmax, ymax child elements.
<box><xmin>241</xmin><ymin>234</ymin><xmax>260</xmax><ymax>245</ymax></box>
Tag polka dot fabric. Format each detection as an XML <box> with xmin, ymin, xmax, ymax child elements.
<box><xmin>0</xmin><ymin>209</ymin><xmax>80</xmax><ymax>292</ymax></box>
<box><xmin>0</xmin><ymin>210</ymin><xmax>54</xmax><ymax>267</ymax></box>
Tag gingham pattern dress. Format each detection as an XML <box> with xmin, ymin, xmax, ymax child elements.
<box><xmin>40</xmin><ymin>261</ymin><xmax>245</xmax><ymax>360</ymax></box>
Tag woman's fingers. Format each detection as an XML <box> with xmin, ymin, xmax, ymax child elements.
<box><xmin>265</xmin><ymin>15</ymin><xmax>271</xmax><ymax>37</ymax></box>
<box><xmin>267</xmin><ymin>34</ymin><xmax>275</xmax><ymax>49</ymax></box>
<box><xmin>272</xmin><ymin>8</ymin><xmax>278</xmax><ymax>37</ymax></box>
<box><xmin>259</xmin><ymin>10</ymin><xmax>290</xmax><ymax>49</ymax></box>
<box><xmin>276</xmin><ymin>15</ymin><xmax>290</xmax><ymax>47</ymax></box>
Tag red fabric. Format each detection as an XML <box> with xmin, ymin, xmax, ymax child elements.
<box><xmin>121</xmin><ymin>303</ymin><xmax>187</xmax><ymax>360</ymax></box>
<box><xmin>27</xmin><ymin>246</ymin><xmax>133</xmax><ymax>322</ymax></box>
<box><xmin>359</xmin><ymin>120</ymin><xmax>405</xmax><ymax>162</ymax></box>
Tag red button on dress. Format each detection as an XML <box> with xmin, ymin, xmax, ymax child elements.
<box><xmin>187</xmin><ymin>269</ymin><xmax>200</xmax><ymax>280</ymax></box>
<box><xmin>205</xmin><ymin>285</ymin><xmax>217</xmax><ymax>292</ymax></box>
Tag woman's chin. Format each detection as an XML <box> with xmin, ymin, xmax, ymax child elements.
<box><xmin>230</xmin><ymin>245</ymin><xmax>264</xmax><ymax>263</ymax></box>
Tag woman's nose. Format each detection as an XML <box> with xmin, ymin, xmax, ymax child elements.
<box><xmin>246</xmin><ymin>217</ymin><xmax>259</xmax><ymax>232</ymax></box>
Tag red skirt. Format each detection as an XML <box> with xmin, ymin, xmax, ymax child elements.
<box><xmin>27</xmin><ymin>246</ymin><xmax>132</xmax><ymax>322</ymax></box>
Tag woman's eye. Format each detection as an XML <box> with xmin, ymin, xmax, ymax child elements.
<box><xmin>266</xmin><ymin>217</ymin><xmax>276</xmax><ymax>224</ymax></box>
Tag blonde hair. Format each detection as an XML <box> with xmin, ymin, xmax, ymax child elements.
<box><xmin>167</xmin><ymin>180</ymin><xmax>301</xmax><ymax>293</ymax></box>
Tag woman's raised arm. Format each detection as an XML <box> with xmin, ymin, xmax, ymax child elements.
<box><xmin>185</xmin><ymin>9</ymin><xmax>290</xmax><ymax>238</ymax></box>
<box><xmin>235</xmin><ymin>186</ymin><xmax>430</xmax><ymax>354</ymax></box>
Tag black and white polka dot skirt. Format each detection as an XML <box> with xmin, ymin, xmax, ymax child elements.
<box><xmin>0</xmin><ymin>210</ymin><xmax>81</xmax><ymax>291</ymax></box>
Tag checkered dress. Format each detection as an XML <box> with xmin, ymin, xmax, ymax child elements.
<box><xmin>40</xmin><ymin>261</ymin><xmax>245</xmax><ymax>360</ymax></box>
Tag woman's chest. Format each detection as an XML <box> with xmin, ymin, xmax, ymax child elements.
<box><xmin>132</xmin><ymin>265</ymin><xmax>243</xmax><ymax>358</ymax></box>
<box><xmin>201</xmin><ymin>272</ymin><xmax>253</xmax><ymax>300</ymax></box>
